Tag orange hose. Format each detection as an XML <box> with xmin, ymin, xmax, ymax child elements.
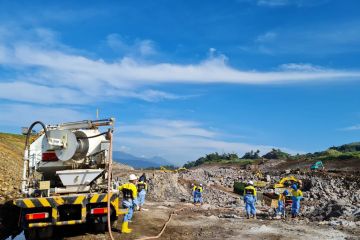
<box><xmin>135</xmin><ymin>206</ymin><xmax>190</xmax><ymax>240</ymax></box>
<box><xmin>107</xmin><ymin>131</ymin><xmax>115</xmax><ymax>240</ymax></box>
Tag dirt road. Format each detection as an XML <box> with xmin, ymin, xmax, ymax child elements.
<box><xmin>6</xmin><ymin>200</ymin><xmax>356</xmax><ymax>240</ymax></box>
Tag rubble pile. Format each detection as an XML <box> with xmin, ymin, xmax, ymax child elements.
<box><xmin>146</xmin><ymin>172</ymin><xmax>190</xmax><ymax>202</ymax></box>
<box><xmin>179</xmin><ymin>167</ymin><xmax>252</xmax><ymax>188</ymax></box>
<box><xmin>301</xmin><ymin>174</ymin><xmax>360</xmax><ymax>225</ymax></box>
<box><xmin>146</xmin><ymin>166</ymin><xmax>360</xmax><ymax>227</ymax></box>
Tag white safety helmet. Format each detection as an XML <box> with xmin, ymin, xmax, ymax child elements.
<box><xmin>200</xmin><ymin>183</ymin><xmax>203</xmax><ymax>186</ymax></box>
<box><xmin>248</xmin><ymin>180</ymin><xmax>254</xmax><ymax>185</ymax></box>
<box><xmin>129</xmin><ymin>174</ymin><xmax>137</xmax><ymax>181</ymax></box>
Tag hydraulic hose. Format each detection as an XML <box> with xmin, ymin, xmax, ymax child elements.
<box><xmin>106</xmin><ymin>130</ymin><xmax>115</xmax><ymax>240</ymax></box>
<box><xmin>25</xmin><ymin>121</ymin><xmax>48</xmax><ymax>148</ymax></box>
<box><xmin>77</xmin><ymin>131</ymin><xmax>108</xmax><ymax>139</ymax></box>
<box><xmin>22</xmin><ymin>121</ymin><xmax>48</xmax><ymax>194</ymax></box>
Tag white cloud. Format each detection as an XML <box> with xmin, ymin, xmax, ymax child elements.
<box><xmin>247</xmin><ymin>21</ymin><xmax>360</xmax><ymax>55</ymax></box>
<box><xmin>279</xmin><ymin>63</ymin><xmax>324</xmax><ymax>72</ymax></box>
<box><xmin>118</xmin><ymin>119</ymin><xmax>217</xmax><ymax>138</ymax></box>
<box><xmin>1</xmin><ymin>26</ymin><xmax>360</xmax><ymax>106</ymax></box>
<box><xmin>256</xmin><ymin>0</ymin><xmax>328</xmax><ymax>7</ymax></box>
<box><xmin>341</xmin><ymin>124</ymin><xmax>360</xmax><ymax>131</ymax></box>
<box><xmin>106</xmin><ymin>34</ymin><xmax>157</xmax><ymax>57</ymax></box>
<box><xmin>257</xmin><ymin>0</ymin><xmax>292</xmax><ymax>6</ymax></box>
<box><xmin>0</xmin><ymin>103</ymin><xmax>91</xmax><ymax>128</ymax></box>
<box><xmin>256</xmin><ymin>31</ymin><xmax>277</xmax><ymax>43</ymax></box>
<box><xmin>115</xmin><ymin>119</ymin><xmax>299</xmax><ymax>164</ymax></box>
<box><xmin>0</xmin><ymin>81</ymin><xmax>89</xmax><ymax>104</ymax></box>
<box><xmin>114</xmin><ymin>89</ymin><xmax>182</xmax><ymax>102</ymax></box>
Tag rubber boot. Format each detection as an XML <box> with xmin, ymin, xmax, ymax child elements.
<box><xmin>253</xmin><ymin>214</ymin><xmax>257</xmax><ymax>219</ymax></box>
<box><xmin>246</xmin><ymin>213</ymin><xmax>250</xmax><ymax>219</ymax></box>
<box><xmin>121</xmin><ymin>221</ymin><xmax>132</xmax><ymax>233</ymax></box>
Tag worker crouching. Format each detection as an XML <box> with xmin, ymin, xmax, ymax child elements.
<box><xmin>119</xmin><ymin>174</ymin><xmax>138</xmax><ymax>233</ymax></box>
<box><xmin>291</xmin><ymin>184</ymin><xmax>303</xmax><ymax>218</ymax></box>
<box><xmin>193</xmin><ymin>183</ymin><xmax>203</xmax><ymax>205</ymax></box>
<box><xmin>244</xmin><ymin>181</ymin><xmax>257</xmax><ymax>219</ymax></box>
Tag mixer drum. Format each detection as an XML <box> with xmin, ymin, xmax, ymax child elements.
<box><xmin>42</xmin><ymin>130</ymin><xmax>90</xmax><ymax>161</ymax></box>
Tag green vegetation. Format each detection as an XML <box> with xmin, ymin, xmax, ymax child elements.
<box><xmin>184</xmin><ymin>152</ymin><xmax>244</xmax><ymax>168</ymax></box>
<box><xmin>262</xmin><ymin>148</ymin><xmax>290</xmax><ymax>160</ymax></box>
<box><xmin>241</xmin><ymin>150</ymin><xmax>261</xmax><ymax>159</ymax></box>
<box><xmin>329</xmin><ymin>142</ymin><xmax>360</xmax><ymax>153</ymax></box>
<box><xmin>183</xmin><ymin>142</ymin><xmax>360</xmax><ymax>169</ymax></box>
<box><xmin>144</xmin><ymin>165</ymin><xmax>178</xmax><ymax>170</ymax></box>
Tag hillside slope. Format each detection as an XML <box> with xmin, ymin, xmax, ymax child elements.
<box><xmin>184</xmin><ymin>143</ymin><xmax>360</xmax><ymax>171</ymax></box>
<box><xmin>0</xmin><ymin>133</ymin><xmax>24</xmax><ymax>203</ymax></box>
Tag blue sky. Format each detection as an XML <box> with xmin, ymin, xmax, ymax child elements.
<box><xmin>1</xmin><ymin>0</ymin><xmax>360</xmax><ymax>165</ymax></box>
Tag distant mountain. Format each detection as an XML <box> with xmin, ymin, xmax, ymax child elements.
<box><xmin>112</xmin><ymin>151</ymin><xmax>172</xmax><ymax>169</ymax></box>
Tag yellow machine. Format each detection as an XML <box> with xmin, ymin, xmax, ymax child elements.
<box><xmin>160</xmin><ymin>166</ymin><xmax>187</xmax><ymax>173</ymax></box>
<box><xmin>263</xmin><ymin>176</ymin><xmax>301</xmax><ymax>208</ymax></box>
<box><xmin>274</xmin><ymin>176</ymin><xmax>301</xmax><ymax>189</ymax></box>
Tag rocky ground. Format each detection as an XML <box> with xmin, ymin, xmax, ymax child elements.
<box><xmin>0</xmin><ymin>133</ymin><xmax>24</xmax><ymax>203</ymax></box>
<box><xmin>2</xmin><ymin>165</ymin><xmax>360</xmax><ymax>240</ymax></box>
<box><xmin>1</xmin><ymin>132</ymin><xmax>359</xmax><ymax>239</ymax></box>
<box><xmin>5</xmin><ymin>201</ymin><xmax>358</xmax><ymax>240</ymax></box>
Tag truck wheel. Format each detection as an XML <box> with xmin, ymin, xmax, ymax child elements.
<box><xmin>24</xmin><ymin>229</ymin><xmax>38</xmax><ymax>240</ymax></box>
<box><xmin>94</xmin><ymin>222</ymin><xmax>107</xmax><ymax>232</ymax></box>
<box><xmin>37</xmin><ymin>226</ymin><xmax>53</xmax><ymax>239</ymax></box>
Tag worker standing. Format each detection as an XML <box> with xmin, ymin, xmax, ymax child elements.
<box><xmin>139</xmin><ymin>172</ymin><xmax>147</xmax><ymax>183</ymax></box>
<box><xmin>119</xmin><ymin>174</ymin><xmax>138</xmax><ymax>233</ymax></box>
<box><xmin>244</xmin><ymin>181</ymin><xmax>257</xmax><ymax>219</ymax></box>
<box><xmin>192</xmin><ymin>183</ymin><xmax>203</xmax><ymax>204</ymax></box>
<box><xmin>137</xmin><ymin>179</ymin><xmax>148</xmax><ymax>211</ymax></box>
<box><xmin>277</xmin><ymin>190</ymin><xmax>288</xmax><ymax>218</ymax></box>
<box><xmin>290</xmin><ymin>184</ymin><xmax>303</xmax><ymax>218</ymax></box>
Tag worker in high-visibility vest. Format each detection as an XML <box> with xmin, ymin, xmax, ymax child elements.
<box><xmin>277</xmin><ymin>190</ymin><xmax>288</xmax><ymax>218</ymax></box>
<box><xmin>291</xmin><ymin>184</ymin><xmax>303</xmax><ymax>218</ymax></box>
<box><xmin>243</xmin><ymin>181</ymin><xmax>257</xmax><ymax>219</ymax></box>
<box><xmin>192</xmin><ymin>183</ymin><xmax>203</xmax><ymax>204</ymax></box>
<box><xmin>137</xmin><ymin>180</ymin><xmax>148</xmax><ymax>210</ymax></box>
<box><xmin>119</xmin><ymin>174</ymin><xmax>138</xmax><ymax>233</ymax></box>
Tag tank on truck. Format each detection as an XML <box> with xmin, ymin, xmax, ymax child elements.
<box><xmin>21</xmin><ymin>118</ymin><xmax>115</xmax><ymax>197</ymax></box>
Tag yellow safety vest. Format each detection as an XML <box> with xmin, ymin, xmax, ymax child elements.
<box><xmin>291</xmin><ymin>189</ymin><xmax>303</xmax><ymax>198</ymax></box>
<box><xmin>137</xmin><ymin>181</ymin><xmax>148</xmax><ymax>191</ymax></box>
<box><xmin>119</xmin><ymin>182</ymin><xmax>138</xmax><ymax>199</ymax></box>
<box><xmin>193</xmin><ymin>186</ymin><xmax>203</xmax><ymax>192</ymax></box>
<box><xmin>244</xmin><ymin>186</ymin><xmax>257</xmax><ymax>196</ymax></box>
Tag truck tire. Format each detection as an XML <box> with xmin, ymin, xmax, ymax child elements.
<box><xmin>94</xmin><ymin>222</ymin><xmax>107</xmax><ymax>232</ymax></box>
<box><xmin>38</xmin><ymin>226</ymin><xmax>54</xmax><ymax>239</ymax></box>
<box><xmin>25</xmin><ymin>227</ymin><xmax>54</xmax><ymax>240</ymax></box>
<box><xmin>24</xmin><ymin>229</ymin><xmax>38</xmax><ymax>240</ymax></box>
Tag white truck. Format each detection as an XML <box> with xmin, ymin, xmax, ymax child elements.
<box><xmin>13</xmin><ymin>119</ymin><xmax>124</xmax><ymax>239</ymax></box>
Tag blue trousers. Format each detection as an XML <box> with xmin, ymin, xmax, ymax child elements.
<box><xmin>193</xmin><ymin>192</ymin><xmax>203</xmax><ymax>203</ymax></box>
<box><xmin>291</xmin><ymin>197</ymin><xmax>301</xmax><ymax>215</ymax></box>
<box><xmin>277</xmin><ymin>200</ymin><xmax>285</xmax><ymax>215</ymax></box>
<box><xmin>122</xmin><ymin>199</ymin><xmax>134</xmax><ymax>222</ymax></box>
<box><xmin>244</xmin><ymin>194</ymin><xmax>256</xmax><ymax>215</ymax></box>
<box><xmin>137</xmin><ymin>190</ymin><xmax>146</xmax><ymax>206</ymax></box>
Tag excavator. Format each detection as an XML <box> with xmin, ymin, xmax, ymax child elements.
<box><xmin>263</xmin><ymin>176</ymin><xmax>302</xmax><ymax>209</ymax></box>
<box><xmin>310</xmin><ymin>161</ymin><xmax>325</xmax><ymax>171</ymax></box>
